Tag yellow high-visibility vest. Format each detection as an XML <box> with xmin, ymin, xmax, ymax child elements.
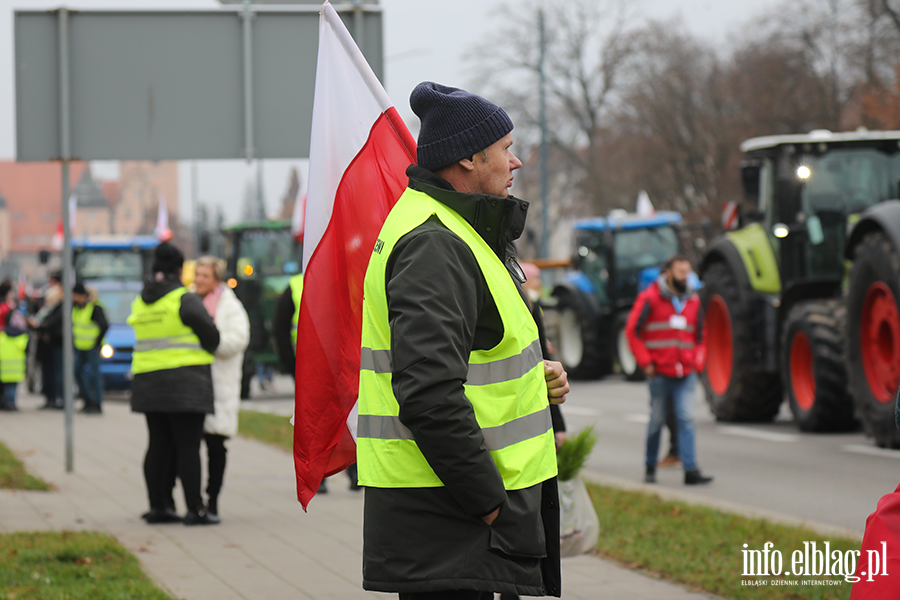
<box><xmin>73</xmin><ymin>301</ymin><xmax>101</xmax><ymax>351</ymax></box>
<box><xmin>0</xmin><ymin>332</ymin><xmax>28</xmax><ymax>383</ymax></box>
<box><xmin>289</xmin><ymin>274</ymin><xmax>304</xmax><ymax>351</ymax></box>
<box><xmin>127</xmin><ymin>288</ymin><xmax>214</xmax><ymax>375</ymax></box>
<box><xmin>357</xmin><ymin>188</ymin><xmax>557</xmax><ymax>490</ymax></box>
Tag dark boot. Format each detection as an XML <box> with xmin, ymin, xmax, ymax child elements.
<box><xmin>685</xmin><ymin>469</ymin><xmax>713</xmax><ymax>485</ymax></box>
<box><xmin>644</xmin><ymin>466</ymin><xmax>656</xmax><ymax>484</ymax></box>
<box><xmin>142</xmin><ymin>508</ymin><xmax>182</xmax><ymax>524</ymax></box>
<box><xmin>184</xmin><ymin>507</ymin><xmax>219</xmax><ymax>526</ymax></box>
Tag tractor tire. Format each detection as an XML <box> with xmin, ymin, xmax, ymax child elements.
<box><xmin>780</xmin><ymin>300</ymin><xmax>855</xmax><ymax>432</ymax></box>
<box><xmin>555</xmin><ymin>291</ymin><xmax>607</xmax><ymax>380</ymax></box>
<box><xmin>846</xmin><ymin>231</ymin><xmax>900</xmax><ymax>448</ymax></box>
<box><xmin>700</xmin><ymin>261</ymin><xmax>782</xmax><ymax>421</ymax></box>
<box><xmin>615</xmin><ymin>312</ymin><xmax>645</xmax><ymax>381</ymax></box>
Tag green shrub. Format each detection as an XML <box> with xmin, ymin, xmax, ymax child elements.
<box><xmin>556</xmin><ymin>426</ymin><xmax>597</xmax><ymax>481</ymax></box>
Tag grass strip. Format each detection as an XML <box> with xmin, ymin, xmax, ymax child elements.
<box><xmin>238</xmin><ymin>409</ymin><xmax>293</xmax><ymax>452</ymax></box>
<box><xmin>0</xmin><ymin>441</ymin><xmax>51</xmax><ymax>491</ymax></box>
<box><xmin>0</xmin><ymin>530</ymin><xmax>171</xmax><ymax>600</ymax></box>
<box><xmin>587</xmin><ymin>482</ymin><xmax>859</xmax><ymax>600</ymax></box>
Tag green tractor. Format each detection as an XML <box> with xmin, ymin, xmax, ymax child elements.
<box><xmin>221</xmin><ymin>219</ymin><xmax>302</xmax><ymax>398</ymax></box>
<box><xmin>699</xmin><ymin>129</ymin><xmax>900</xmax><ymax>446</ymax></box>
<box><xmin>551</xmin><ymin>211</ymin><xmax>685</xmax><ymax>380</ymax></box>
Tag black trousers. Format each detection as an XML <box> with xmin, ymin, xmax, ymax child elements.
<box><xmin>203</xmin><ymin>433</ymin><xmax>228</xmax><ymax>508</ymax></box>
<box><xmin>399</xmin><ymin>593</ymin><xmax>493</xmax><ymax>600</ymax></box>
<box><xmin>143</xmin><ymin>412</ymin><xmax>205</xmax><ymax>512</ymax></box>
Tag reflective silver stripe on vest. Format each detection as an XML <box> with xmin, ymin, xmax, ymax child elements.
<box><xmin>644</xmin><ymin>340</ymin><xmax>696</xmax><ymax>350</ymax></box>
<box><xmin>360</xmin><ymin>348</ymin><xmax>392</xmax><ymax>373</ymax></box>
<box><xmin>361</xmin><ymin>339</ymin><xmax>542</xmax><ymax>385</ymax></box>
<box><xmin>134</xmin><ymin>337</ymin><xmax>203</xmax><ymax>352</ymax></box>
<box><xmin>357</xmin><ymin>414</ymin><xmax>415</xmax><ymax>441</ymax></box>
<box><xmin>357</xmin><ymin>406</ymin><xmax>552</xmax><ymax>451</ymax></box>
<box><xmin>467</xmin><ymin>339</ymin><xmax>543</xmax><ymax>386</ymax></box>
<box><xmin>644</xmin><ymin>321</ymin><xmax>695</xmax><ymax>333</ymax></box>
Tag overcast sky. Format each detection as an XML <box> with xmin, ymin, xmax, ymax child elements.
<box><xmin>0</xmin><ymin>0</ymin><xmax>780</xmax><ymax>225</ymax></box>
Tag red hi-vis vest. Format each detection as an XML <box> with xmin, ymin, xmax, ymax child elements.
<box><xmin>625</xmin><ymin>281</ymin><xmax>705</xmax><ymax>379</ymax></box>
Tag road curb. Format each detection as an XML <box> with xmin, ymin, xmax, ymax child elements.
<box><xmin>582</xmin><ymin>470</ymin><xmax>865</xmax><ymax>541</ymax></box>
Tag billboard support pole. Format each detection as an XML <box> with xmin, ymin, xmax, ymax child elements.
<box><xmin>242</xmin><ymin>1</ymin><xmax>255</xmax><ymax>161</ymax></box>
<box><xmin>58</xmin><ymin>7</ymin><xmax>75</xmax><ymax>474</ymax></box>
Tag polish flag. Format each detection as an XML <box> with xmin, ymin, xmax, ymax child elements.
<box><xmin>293</xmin><ymin>1</ymin><xmax>416</xmax><ymax>510</ymax></box>
<box><xmin>636</xmin><ymin>190</ymin><xmax>655</xmax><ymax>216</ymax></box>
<box><xmin>155</xmin><ymin>195</ymin><xmax>172</xmax><ymax>242</ymax></box>
<box><xmin>52</xmin><ymin>194</ymin><xmax>77</xmax><ymax>250</ymax></box>
<box><xmin>291</xmin><ymin>192</ymin><xmax>306</xmax><ymax>242</ymax></box>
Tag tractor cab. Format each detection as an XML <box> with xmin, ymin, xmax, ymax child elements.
<box><xmin>740</xmin><ymin>130</ymin><xmax>900</xmax><ymax>286</ymax></box>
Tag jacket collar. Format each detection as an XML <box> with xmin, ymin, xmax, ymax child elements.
<box><xmin>406</xmin><ymin>165</ymin><xmax>529</xmax><ymax>259</ymax></box>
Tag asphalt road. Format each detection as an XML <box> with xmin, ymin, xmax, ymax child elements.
<box><xmin>563</xmin><ymin>375</ymin><xmax>898</xmax><ymax>536</ymax></box>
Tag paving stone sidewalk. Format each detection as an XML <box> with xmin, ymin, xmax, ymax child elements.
<box><xmin>1</xmin><ymin>392</ymin><xmax>720</xmax><ymax>600</ymax></box>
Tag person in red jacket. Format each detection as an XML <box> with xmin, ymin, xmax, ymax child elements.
<box><xmin>626</xmin><ymin>255</ymin><xmax>713</xmax><ymax>485</ymax></box>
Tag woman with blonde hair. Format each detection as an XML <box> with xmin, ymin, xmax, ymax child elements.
<box><xmin>193</xmin><ymin>255</ymin><xmax>250</xmax><ymax>522</ymax></box>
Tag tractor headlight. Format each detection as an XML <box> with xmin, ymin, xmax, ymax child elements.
<box><xmin>100</xmin><ymin>344</ymin><xmax>114</xmax><ymax>359</ymax></box>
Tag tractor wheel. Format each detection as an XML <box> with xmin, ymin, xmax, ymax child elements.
<box><xmin>615</xmin><ymin>312</ymin><xmax>645</xmax><ymax>381</ymax></box>
<box><xmin>847</xmin><ymin>231</ymin><xmax>900</xmax><ymax>448</ymax></box>
<box><xmin>780</xmin><ymin>300</ymin><xmax>855</xmax><ymax>432</ymax></box>
<box><xmin>700</xmin><ymin>262</ymin><xmax>782</xmax><ymax>421</ymax></box>
<box><xmin>555</xmin><ymin>292</ymin><xmax>606</xmax><ymax>380</ymax></box>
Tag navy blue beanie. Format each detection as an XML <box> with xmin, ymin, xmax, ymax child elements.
<box><xmin>410</xmin><ymin>82</ymin><xmax>514</xmax><ymax>172</ymax></box>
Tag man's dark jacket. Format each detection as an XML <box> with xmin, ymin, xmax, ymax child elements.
<box><xmin>362</xmin><ymin>166</ymin><xmax>561</xmax><ymax>597</ymax></box>
<box><xmin>82</xmin><ymin>302</ymin><xmax>109</xmax><ymax>351</ymax></box>
<box><xmin>130</xmin><ymin>275</ymin><xmax>220</xmax><ymax>414</ymax></box>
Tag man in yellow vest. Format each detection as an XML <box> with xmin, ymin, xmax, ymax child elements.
<box><xmin>358</xmin><ymin>82</ymin><xmax>568</xmax><ymax>599</ymax></box>
<box><xmin>72</xmin><ymin>283</ymin><xmax>108</xmax><ymax>415</ymax></box>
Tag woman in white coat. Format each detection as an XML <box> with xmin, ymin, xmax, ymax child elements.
<box><xmin>193</xmin><ymin>256</ymin><xmax>250</xmax><ymax>523</ymax></box>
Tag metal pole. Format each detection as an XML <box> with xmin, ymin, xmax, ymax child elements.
<box><xmin>353</xmin><ymin>0</ymin><xmax>365</xmax><ymax>55</ymax></box>
<box><xmin>256</xmin><ymin>159</ymin><xmax>264</xmax><ymax>219</ymax></box>
<box><xmin>58</xmin><ymin>7</ymin><xmax>75</xmax><ymax>473</ymax></box>
<box><xmin>538</xmin><ymin>8</ymin><xmax>549</xmax><ymax>259</ymax></box>
<box><xmin>242</xmin><ymin>1</ymin><xmax>254</xmax><ymax>162</ymax></box>
<box><xmin>191</xmin><ymin>161</ymin><xmax>199</xmax><ymax>255</ymax></box>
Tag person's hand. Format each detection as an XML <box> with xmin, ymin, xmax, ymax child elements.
<box><xmin>555</xmin><ymin>431</ymin><xmax>568</xmax><ymax>449</ymax></box>
<box><xmin>546</xmin><ymin>339</ymin><xmax>557</xmax><ymax>356</ymax></box>
<box><xmin>481</xmin><ymin>506</ymin><xmax>500</xmax><ymax>526</ymax></box>
<box><xmin>644</xmin><ymin>364</ymin><xmax>656</xmax><ymax>379</ymax></box>
<box><xmin>544</xmin><ymin>360</ymin><xmax>569</xmax><ymax>405</ymax></box>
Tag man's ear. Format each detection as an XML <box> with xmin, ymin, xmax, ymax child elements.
<box><xmin>457</xmin><ymin>155</ymin><xmax>477</xmax><ymax>172</ymax></box>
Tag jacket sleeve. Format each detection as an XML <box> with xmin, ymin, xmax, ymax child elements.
<box><xmin>215</xmin><ymin>289</ymin><xmax>250</xmax><ymax>360</ymax></box>
<box><xmin>91</xmin><ymin>305</ymin><xmax>109</xmax><ymax>349</ymax></box>
<box><xmin>273</xmin><ymin>286</ymin><xmax>297</xmax><ymax>376</ymax></box>
<box><xmin>387</xmin><ymin>224</ymin><xmax>507</xmax><ymax>518</ymax></box>
<box><xmin>625</xmin><ymin>290</ymin><xmax>653</xmax><ymax>369</ymax></box>
<box><xmin>179</xmin><ymin>292</ymin><xmax>220</xmax><ymax>354</ymax></box>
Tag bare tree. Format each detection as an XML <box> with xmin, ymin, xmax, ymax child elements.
<box><xmin>466</xmin><ymin>0</ymin><xmax>636</xmax><ymax>213</ymax></box>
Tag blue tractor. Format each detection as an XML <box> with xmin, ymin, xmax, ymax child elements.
<box><xmin>551</xmin><ymin>211</ymin><xmax>684</xmax><ymax>380</ymax></box>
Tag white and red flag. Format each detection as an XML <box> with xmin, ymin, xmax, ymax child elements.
<box><xmin>293</xmin><ymin>1</ymin><xmax>416</xmax><ymax>510</ymax></box>
<box><xmin>155</xmin><ymin>194</ymin><xmax>173</xmax><ymax>242</ymax></box>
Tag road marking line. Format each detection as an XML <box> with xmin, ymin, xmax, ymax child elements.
<box><xmin>562</xmin><ymin>406</ymin><xmax>602</xmax><ymax>416</ymax></box>
<box><xmin>717</xmin><ymin>426</ymin><xmax>801</xmax><ymax>443</ymax></box>
<box><xmin>624</xmin><ymin>414</ymin><xmax>650</xmax><ymax>424</ymax></box>
<box><xmin>842</xmin><ymin>444</ymin><xmax>900</xmax><ymax>460</ymax></box>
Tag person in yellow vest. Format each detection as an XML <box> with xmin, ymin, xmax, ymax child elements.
<box><xmin>129</xmin><ymin>242</ymin><xmax>220</xmax><ymax>526</ymax></box>
<box><xmin>0</xmin><ymin>315</ymin><xmax>29</xmax><ymax>411</ymax></box>
<box><xmin>72</xmin><ymin>283</ymin><xmax>108</xmax><ymax>415</ymax></box>
<box><xmin>358</xmin><ymin>82</ymin><xmax>568</xmax><ymax>599</ymax></box>
<box><xmin>274</xmin><ymin>273</ymin><xmax>360</xmax><ymax>493</ymax></box>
